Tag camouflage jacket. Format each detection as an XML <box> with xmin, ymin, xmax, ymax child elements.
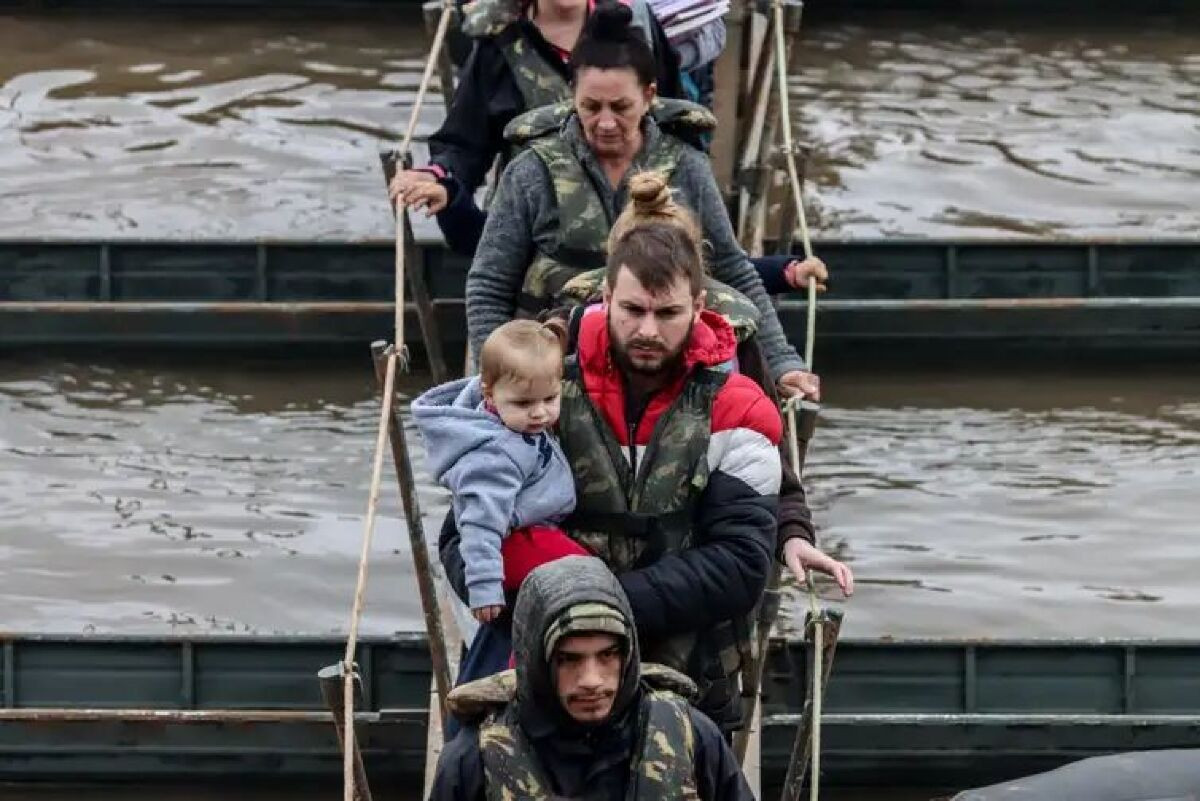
<box><xmin>467</xmin><ymin>107</ymin><xmax>806</xmax><ymax>381</ymax></box>
<box><xmin>428</xmin><ymin>557</ymin><xmax>758</xmax><ymax>801</ymax></box>
<box><xmin>449</xmin><ymin>662</ymin><xmax>700</xmax><ymax>801</ymax></box>
<box><xmin>478</xmin><ymin>690</ymin><xmax>699</xmax><ymax>801</ymax></box>
<box><xmin>501</xmin><ymin>100</ymin><xmax>717</xmax><ymax>318</ymax></box>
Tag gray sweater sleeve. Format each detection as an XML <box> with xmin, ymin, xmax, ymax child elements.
<box><xmin>677</xmin><ymin>151</ymin><xmax>807</xmax><ymax>378</ymax></box>
<box><xmin>465</xmin><ymin>153</ymin><xmax>541</xmax><ymax>357</ymax></box>
<box><xmin>443</xmin><ymin>442</ymin><xmax>527</xmax><ymax>609</ymax></box>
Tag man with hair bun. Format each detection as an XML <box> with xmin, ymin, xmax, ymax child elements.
<box><xmin>440</xmin><ymin>166</ymin><xmax>844</xmax><ymax>735</ymax></box>
<box><xmin>593</xmin><ymin>170</ymin><xmax>854</xmax><ymax>594</ymax></box>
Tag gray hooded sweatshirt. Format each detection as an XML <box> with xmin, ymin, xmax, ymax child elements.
<box><xmin>412</xmin><ymin>376</ymin><xmax>576</xmax><ymax>609</ymax></box>
<box><xmin>465</xmin><ymin>114</ymin><xmax>807</xmax><ymax>382</ymax></box>
<box><xmin>412</xmin><ymin>376</ymin><xmax>580</xmax><ymax>606</ymax></box>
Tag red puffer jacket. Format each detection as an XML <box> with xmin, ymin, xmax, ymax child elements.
<box><xmin>573</xmin><ymin>307</ymin><xmax>782</xmax><ymax>640</ymax></box>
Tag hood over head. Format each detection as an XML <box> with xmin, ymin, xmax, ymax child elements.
<box><xmin>511</xmin><ymin>555</ymin><xmax>642</xmax><ymax>736</ymax></box>
<box><xmin>410</xmin><ymin>376</ymin><xmax>502</xmax><ymax>480</ymax></box>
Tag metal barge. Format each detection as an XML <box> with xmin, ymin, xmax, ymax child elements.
<box><xmin>1</xmin><ymin>633</ymin><xmax>1197</xmax><ymax>791</ymax></box>
<box><xmin>2</xmin><ymin>238</ymin><xmax>1199</xmax><ymax>358</ymax></box>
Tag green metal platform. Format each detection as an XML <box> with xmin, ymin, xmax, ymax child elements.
<box><xmin>1</xmin><ymin>633</ymin><xmax>1197</xmax><ymax>789</ymax></box>
<box><xmin>2</xmin><ymin>239</ymin><xmax>1199</xmax><ymax>356</ymax></box>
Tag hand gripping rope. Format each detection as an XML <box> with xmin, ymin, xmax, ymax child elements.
<box><xmin>773</xmin><ymin>2</ymin><xmax>840</xmax><ymax>799</ymax></box>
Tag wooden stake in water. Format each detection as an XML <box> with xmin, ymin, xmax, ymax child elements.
<box><xmin>328</xmin><ymin>5</ymin><xmax>459</xmax><ymax>800</ymax></box>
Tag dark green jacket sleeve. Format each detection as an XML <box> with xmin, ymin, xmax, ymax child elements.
<box><xmin>690</xmin><ymin>707</ymin><xmax>758</xmax><ymax>801</ymax></box>
<box><xmin>427</xmin><ymin>726</ymin><xmax>487</xmax><ymax>801</ymax></box>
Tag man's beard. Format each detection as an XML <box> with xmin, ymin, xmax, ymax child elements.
<box><xmin>609</xmin><ymin>317</ymin><xmax>692</xmax><ymax>378</ymax></box>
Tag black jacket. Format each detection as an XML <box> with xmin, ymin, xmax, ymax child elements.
<box><xmin>436</xmin><ymin>343</ymin><xmax>814</xmax><ymax>637</ymax></box>
<box><xmin>428</xmin><ymin>16</ymin><xmax>684</xmax><ymax>210</ymax></box>
<box><xmin>429</xmin><ymin>702</ymin><xmax>754</xmax><ymax>801</ymax></box>
<box><xmin>438</xmin><ymin>481</ymin><xmax>776</xmax><ymax>650</ymax></box>
<box><xmin>735</xmin><ymin>336</ymin><xmax>817</xmax><ymax>551</ymax></box>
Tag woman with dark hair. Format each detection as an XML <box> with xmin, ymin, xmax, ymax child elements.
<box><xmin>466</xmin><ymin>0</ymin><xmax>827</xmax><ymax>399</ymax></box>
<box><xmin>388</xmin><ymin>0</ymin><xmax>683</xmax><ymax>255</ymax></box>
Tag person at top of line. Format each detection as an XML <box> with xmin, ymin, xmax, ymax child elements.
<box><xmin>388</xmin><ymin>0</ymin><xmax>683</xmax><ymax>248</ymax></box>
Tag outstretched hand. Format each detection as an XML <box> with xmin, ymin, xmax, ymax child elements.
<box><xmin>782</xmin><ymin>537</ymin><xmax>854</xmax><ymax>598</ymax></box>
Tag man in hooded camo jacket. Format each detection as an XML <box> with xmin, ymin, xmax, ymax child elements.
<box><xmin>428</xmin><ymin>556</ymin><xmax>754</xmax><ymax>801</ymax></box>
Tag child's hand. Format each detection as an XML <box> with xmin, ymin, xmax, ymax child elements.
<box><xmin>784</xmin><ymin>257</ymin><xmax>829</xmax><ymax>292</ymax></box>
<box><xmin>472</xmin><ymin>604</ymin><xmax>505</xmax><ymax>624</ymax></box>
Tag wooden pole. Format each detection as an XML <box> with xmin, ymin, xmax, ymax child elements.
<box><xmin>733</xmin><ymin>399</ymin><xmax>818</xmax><ymax>766</ymax></box>
<box><xmin>743</xmin><ymin>0</ymin><xmax>806</xmax><ymax>254</ymax></box>
<box><xmin>710</xmin><ymin>0</ymin><xmax>748</xmax><ymax>203</ymax></box>
<box><xmin>370</xmin><ymin>341</ymin><xmax>454</xmax><ymax>714</ymax></box>
<box><xmin>319</xmin><ymin>663</ymin><xmax>374</xmax><ymax>801</ymax></box>
<box><xmin>380</xmin><ymin>152</ymin><xmax>451</xmax><ymax>384</ymax></box>
<box><xmin>735</xmin><ymin>21</ymin><xmax>776</xmax><ymax>245</ymax></box>
<box><xmin>780</xmin><ymin>609</ymin><xmax>843</xmax><ymax>801</ymax></box>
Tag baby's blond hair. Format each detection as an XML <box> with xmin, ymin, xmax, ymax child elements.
<box><xmin>479</xmin><ymin>319</ymin><xmax>568</xmax><ymax>392</ymax></box>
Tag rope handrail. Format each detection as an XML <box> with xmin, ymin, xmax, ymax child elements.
<box><xmin>772</xmin><ymin>1</ymin><xmax>829</xmax><ymax>798</ymax></box>
<box><xmin>340</xmin><ymin>4</ymin><xmax>457</xmax><ymax>799</ymax></box>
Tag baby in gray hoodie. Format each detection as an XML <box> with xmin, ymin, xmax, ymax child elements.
<box><xmin>412</xmin><ymin>319</ymin><xmax>584</xmax><ymax>624</ymax></box>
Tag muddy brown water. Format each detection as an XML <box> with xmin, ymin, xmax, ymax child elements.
<box><xmin>5</xmin><ymin>10</ymin><xmax>1195</xmax><ymax>638</ymax></box>
<box><xmin>1</xmin><ymin>10</ymin><xmax>1198</xmax><ymax>239</ymax></box>
<box><xmin>3</xmin><ymin>356</ymin><xmax>1198</xmax><ymax>640</ymax></box>
<box><xmin>1</xmin><ymin>12</ymin><xmax>1199</xmax><ymax>798</ymax></box>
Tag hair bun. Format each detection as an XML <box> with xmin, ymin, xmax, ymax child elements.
<box><xmin>628</xmin><ymin>171</ymin><xmax>672</xmax><ymax>215</ymax></box>
<box><xmin>587</xmin><ymin>0</ymin><xmax>635</xmax><ymax>42</ymax></box>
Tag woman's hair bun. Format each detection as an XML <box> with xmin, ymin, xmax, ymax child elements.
<box><xmin>628</xmin><ymin>171</ymin><xmax>672</xmax><ymax>216</ymax></box>
<box><xmin>586</xmin><ymin>0</ymin><xmax>635</xmax><ymax>42</ymax></box>
<box><xmin>571</xmin><ymin>0</ymin><xmax>656</xmax><ymax>88</ymax></box>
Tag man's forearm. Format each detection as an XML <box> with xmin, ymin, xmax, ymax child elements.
<box><xmin>684</xmin><ymin>162</ymin><xmax>806</xmax><ymax>378</ymax></box>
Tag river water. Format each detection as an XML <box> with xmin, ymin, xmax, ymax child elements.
<box><xmin>1</xmin><ymin>9</ymin><xmax>1198</xmax><ymax>800</ymax></box>
<box><xmin>1</xmin><ymin>10</ymin><xmax>1198</xmax><ymax>239</ymax></box>
<box><xmin>3</xmin><ymin>356</ymin><xmax>1198</xmax><ymax>640</ymax></box>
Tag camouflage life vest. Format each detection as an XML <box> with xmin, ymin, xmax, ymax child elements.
<box><xmin>460</xmin><ymin>0</ymin><xmax>521</xmax><ymax>39</ymax></box>
<box><xmin>460</xmin><ymin>0</ymin><xmax>656</xmax><ymax>189</ymax></box>
<box><xmin>554</xmin><ymin>322</ymin><xmax>752</xmax><ymax>728</ymax></box>
<box><xmin>501</xmin><ymin>33</ymin><xmax>572</xmax><ymax>115</ymax></box>
<box><xmin>502</xmin><ymin>99</ymin><xmax>718</xmax><ymax>318</ymax></box>
<box><xmin>479</xmin><ymin>690</ymin><xmax>699</xmax><ymax>801</ymax></box>
<box><xmin>458</xmin><ymin>0</ymin><xmax>571</xmax><ymax>190</ymax></box>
